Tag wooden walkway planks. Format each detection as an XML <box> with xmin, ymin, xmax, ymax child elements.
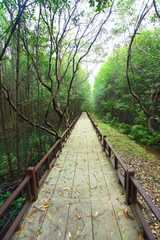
<box><xmin>12</xmin><ymin>112</ymin><xmax>142</xmax><ymax>240</ymax></box>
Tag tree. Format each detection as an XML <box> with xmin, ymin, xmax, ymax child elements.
<box><xmin>20</xmin><ymin>0</ymin><xmax>114</xmax><ymax>134</ymax></box>
<box><xmin>126</xmin><ymin>1</ymin><xmax>160</xmax><ymax>129</ymax></box>
<box><xmin>93</xmin><ymin>28</ymin><xmax>160</xmax><ymax>132</ymax></box>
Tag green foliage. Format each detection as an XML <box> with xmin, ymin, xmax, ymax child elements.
<box><xmin>123</xmin><ymin>124</ymin><xmax>132</xmax><ymax>134</ymax></box>
<box><xmin>89</xmin><ymin>0</ymin><xmax>113</xmax><ymax>12</ymax></box>
<box><xmin>93</xmin><ymin>28</ymin><xmax>160</xmax><ymax>146</ymax></box>
<box><xmin>0</xmin><ymin>192</ymin><xmax>26</xmax><ymax>228</ymax></box>
<box><xmin>0</xmin><ymin>153</ymin><xmax>16</xmax><ymax>174</ymax></box>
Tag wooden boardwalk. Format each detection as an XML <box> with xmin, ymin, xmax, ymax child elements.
<box><xmin>12</xmin><ymin>113</ymin><xmax>142</xmax><ymax>240</ymax></box>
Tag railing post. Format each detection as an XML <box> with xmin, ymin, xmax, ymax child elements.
<box><xmin>95</xmin><ymin>125</ymin><xmax>98</xmax><ymax>135</ymax></box>
<box><xmin>124</xmin><ymin>171</ymin><xmax>127</xmax><ymax>190</ymax></box>
<box><xmin>54</xmin><ymin>148</ymin><xmax>56</xmax><ymax>158</ymax></box>
<box><xmin>100</xmin><ymin>133</ymin><xmax>102</xmax><ymax>141</ymax></box>
<box><xmin>126</xmin><ymin>168</ymin><xmax>135</xmax><ymax>205</ymax></box>
<box><xmin>59</xmin><ymin>136</ymin><xmax>62</xmax><ymax>152</ymax></box>
<box><xmin>108</xmin><ymin>146</ymin><xmax>111</xmax><ymax>157</ymax></box>
<box><xmin>26</xmin><ymin>181</ymin><xmax>32</xmax><ymax>201</ymax></box>
<box><xmin>46</xmin><ymin>157</ymin><xmax>50</xmax><ymax>170</ymax></box>
<box><xmin>103</xmin><ymin>135</ymin><xmax>106</xmax><ymax>151</ymax></box>
<box><xmin>27</xmin><ymin>167</ymin><xmax>38</xmax><ymax>201</ymax></box>
<box><xmin>114</xmin><ymin>156</ymin><xmax>118</xmax><ymax>170</ymax></box>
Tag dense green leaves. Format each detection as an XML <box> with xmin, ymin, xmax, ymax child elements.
<box><xmin>93</xmin><ymin>29</ymin><xmax>160</xmax><ymax>145</ymax></box>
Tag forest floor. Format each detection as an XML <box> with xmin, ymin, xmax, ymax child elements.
<box><xmin>92</xmin><ymin>115</ymin><xmax>160</xmax><ymax>239</ymax></box>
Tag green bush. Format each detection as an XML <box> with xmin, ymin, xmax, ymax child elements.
<box><xmin>123</xmin><ymin>124</ymin><xmax>132</xmax><ymax>134</ymax></box>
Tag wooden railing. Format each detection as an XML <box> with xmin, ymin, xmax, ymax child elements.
<box><xmin>0</xmin><ymin>113</ymin><xmax>81</xmax><ymax>240</ymax></box>
<box><xmin>87</xmin><ymin>113</ymin><xmax>160</xmax><ymax>240</ymax></box>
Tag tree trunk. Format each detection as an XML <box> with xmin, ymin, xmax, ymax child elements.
<box><xmin>25</xmin><ymin>53</ymin><xmax>30</xmax><ymax>168</ymax></box>
<box><xmin>0</xmin><ymin>63</ymin><xmax>13</xmax><ymax>177</ymax></box>
<box><xmin>16</xmin><ymin>21</ymin><xmax>21</xmax><ymax>174</ymax></box>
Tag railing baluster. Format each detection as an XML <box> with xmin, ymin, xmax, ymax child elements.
<box><xmin>26</xmin><ymin>181</ymin><xmax>32</xmax><ymax>201</ymax></box>
<box><xmin>46</xmin><ymin>157</ymin><xmax>50</xmax><ymax>170</ymax></box>
<box><xmin>59</xmin><ymin>136</ymin><xmax>62</xmax><ymax>152</ymax></box>
<box><xmin>108</xmin><ymin>146</ymin><xmax>111</xmax><ymax>157</ymax></box>
<box><xmin>131</xmin><ymin>180</ymin><xmax>137</xmax><ymax>204</ymax></box>
<box><xmin>27</xmin><ymin>167</ymin><xmax>38</xmax><ymax>201</ymax></box>
<box><xmin>115</xmin><ymin>155</ymin><xmax>118</xmax><ymax>170</ymax></box>
<box><xmin>126</xmin><ymin>169</ymin><xmax>135</xmax><ymax>205</ymax></box>
<box><xmin>103</xmin><ymin>135</ymin><xmax>106</xmax><ymax>151</ymax></box>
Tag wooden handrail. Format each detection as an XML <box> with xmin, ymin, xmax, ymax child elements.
<box><xmin>0</xmin><ymin>175</ymin><xmax>31</xmax><ymax>218</ymax></box>
<box><xmin>130</xmin><ymin>176</ymin><xmax>160</xmax><ymax>221</ymax></box>
<box><xmin>0</xmin><ymin>112</ymin><xmax>81</xmax><ymax>240</ymax></box>
<box><xmin>35</xmin><ymin>139</ymin><xmax>60</xmax><ymax>171</ymax></box>
<box><xmin>87</xmin><ymin>112</ymin><xmax>160</xmax><ymax>240</ymax></box>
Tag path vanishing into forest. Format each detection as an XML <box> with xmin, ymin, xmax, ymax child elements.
<box><xmin>12</xmin><ymin>113</ymin><xmax>143</xmax><ymax>240</ymax></box>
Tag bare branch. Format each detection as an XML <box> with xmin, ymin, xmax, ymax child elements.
<box><xmin>126</xmin><ymin>3</ymin><xmax>153</xmax><ymax>118</ymax></box>
<box><xmin>0</xmin><ymin>0</ymin><xmax>29</xmax><ymax>61</ymax></box>
<box><xmin>153</xmin><ymin>0</ymin><xmax>160</xmax><ymax>18</ymax></box>
<box><xmin>2</xmin><ymin>85</ymin><xmax>57</xmax><ymax>136</ymax></box>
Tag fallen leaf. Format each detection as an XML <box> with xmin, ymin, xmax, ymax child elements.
<box><xmin>75</xmin><ymin>235</ymin><xmax>78</xmax><ymax>239</ymax></box>
<box><xmin>149</xmin><ymin>225</ymin><xmax>154</xmax><ymax>229</ymax></box>
<box><xmin>68</xmin><ymin>232</ymin><xmax>71</xmax><ymax>238</ymax></box>
<box><xmin>46</xmin><ymin>198</ymin><xmax>51</xmax><ymax>203</ymax></box>
<box><xmin>21</xmin><ymin>224</ymin><xmax>25</xmax><ymax>232</ymax></box>
<box><xmin>57</xmin><ymin>224</ymin><xmax>60</xmax><ymax>231</ymax></box>
<box><xmin>86</xmin><ymin>214</ymin><xmax>92</xmax><ymax>217</ymax></box>
<box><xmin>44</xmin><ymin>210</ymin><xmax>47</xmax><ymax>215</ymax></box>
<box><xmin>51</xmin><ymin>184</ymin><xmax>55</xmax><ymax>186</ymax></box>
<box><xmin>28</xmin><ymin>215</ymin><xmax>34</xmax><ymax>218</ymax></box>
<box><xmin>41</xmin><ymin>205</ymin><xmax>49</xmax><ymax>208</ymax></box>
<box><xmin>115</xmin><ymin>213</ymin><xmax>119</xmax><ymax>219</ymax></box>
<box><xmin>77</xmin><ymin>213</ymin><xmax>80</xmax><ymax>219</ymax></box>
<box><xmin>114</xmin><ymin>181</ymin><xmax>119</xmax><ymax>183</ymax></box>
<box><xmin>74</xmin><ymin>201</ymin><xmax>78</xmax><ymax>203</ymax></box>
<box><xmin>78</xmin><ymin>226</ymin><xmax>81</xmax><ymax>230</ymax></box>
<box><xmin>139</xmin><ymin>232</ymin><xmax>142</xmax><ymax>240</ymax></box>
<box><xmin>15</xmin><ymin>230</ymin><xmax>20</xmax><ymax>236</ymax></box>
<box><xmin>65</xmin><ymin>227</ymin><xmax>69</xmax><ymax>229</ymax></box>
<box><xmin>127</xmin><ymin>212</ymin><xmax>135</xmax><ymax>220</ymax></box>
<box><xmin>36</xmin><ymin>231</ymin><xmax>42</xmax><ymax>236</ymax></box>
<box><xmin>48</xmin><ymin>214</ymin><xmax>52</xmax><ymax>220</ymax></box>
<box><xmin>68</xmin><ymin>193</ymin><xmax>71</xmax><ymax>198</ymax></box>
<box><xmin>82</xmin><ymin>180</ymin><xmax>84</xmax><ymax>182</ymax></box>
<box><xmin>95</xmin><ymin>211</ymin><xmax>98</xmax><ymax>217</ymax></box>
<box><xmin>124</xmin><ymin>210</ymin><xmax>128</xmax><ymax>219</ymax></box>
<box><xmin>49</xmin><ymin>177</ymin><xmax>53</xmax><ymax>179</ymax></box>
<box><xmin>30</xmin><ymin>209</ymin><xmax>37</xmax><ymax>215</ymax></box>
